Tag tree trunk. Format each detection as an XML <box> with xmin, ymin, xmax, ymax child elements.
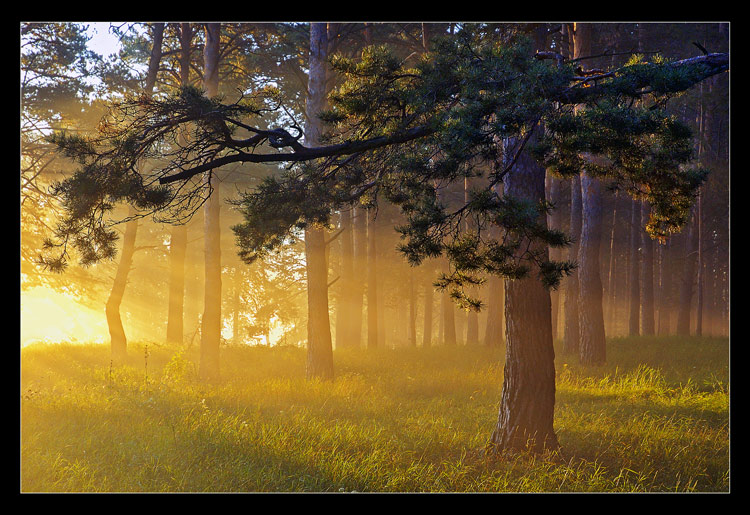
<box><xmin>676</xmin><ymin>208</ymin><xmax>699</xmax><ymax>335</ymax></box>
<box><xmin>640</xmin><ymin>201</ymin><xmax>655</xmax><ymax>335</ymax></box>
<box><xmin>232</xmin><ymin>268</ymin><xmax>241</xmax><ymax>345</ymax></box>
<box><xmin>578</xmin><ymin>171</ymin><xmax>606</xmax><ymax>365</ymax></box>
<box><xmin>422</xmin><ymin>269</ymin><xmax>433</xmax><ymax>347</ymax></box>
<box><xmin>199</xmin><ymin>22</ymin><xmax>222</xmax><ymax>381</ymax></box>
<box><xmin>106</xmin><ymin>207</ymin><xmax>138</xmax><ymax>362</ymax></box>
<box><xmin>546</xmin><ymin>173</ymin><xmax>563</xmax><ymax>341</ymax></box>
<box><xmin>605</xmin><ymin>194</ymin><xmax>618</xmax><ymax>335</ymax></box>
<box><xmin>573</xmin><ymin>22</ymin><xmax>606</xmax><ymax>366</ymax></box>
<box><xmin>562</xmin><ymin>173</ymin><xmax>581</xmax><ymax>355</ymax></box>
<box><xmin>349</xmin><ymin>206</ymin><xmax>366</xmax><ymax>348</ymax></box>
<box><xmin>484</xmin><ymin>183</ymin><xmax>505</xmax><ymax>348</ymax></box>
<box><xmin>657</xmin><ymin>238</ymin><xmax>672</xmax><ymax>335</ymax></box>
<box><xmin>695</xmin><ymin>190</ymin><xmax>704</xmax><ymax>337</ymax></box>
<box><xmin>488</xmin><ymin>131</ymin><xmax>557</xmax><ymax>454</ymax></box>
<box><xmin>409</xmin><ymin>267</ymin><xmax>417</xmax><ymax>346</ymax></box>
<box><xmin>628</xmin><ymin>198</ymin><xmax>641</xmax><ymax>336</ymax></box>
<box><xmin>335</xmin><ymin>208</ymin><xmax>354</xmax><ymax>348</ymax></box>
<box><xmin>166</xmin><ymin>224</ymin><xmax>187</xmax><ymax>344</ymax></box>
<box><xmin>166</xmin><ymin>23</ymin><xmax>191</xmax><ymax>346</ymax></box>
<box><xmin>465</xmin><ymin>177</ymin><xmax>479</xmax><ymax>345</ymax></box>
<box><xmin>305</xmin><ymin>225</ymin><xmax>334</xmax><ymax>378</ymax></box>
<box><xmin>303</xmin><ymin>22</ymin><xmax>335</xmax><ymax>379</ymax></box>
<box><xmin>367</xmin><ymin>207</ymin><xmax>379</xmax><ymax>349</ymax></box>
<box><xmin>106</xmin><ymin>23</ymin><xmax>164</xmax><ymax>361</ymax></box>
<box><xmin>441</xmin><ymin>256</ymin><xmax>457</xmax><ymax>345</ymax></box>
<box><xmin>483</xmin><ymin>274</ymin><xmax>505</xmax><ymax>347</ymax></box>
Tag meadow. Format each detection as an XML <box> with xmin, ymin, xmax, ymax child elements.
<box><xmin>20</xmin><ymin>336</ymin><xmax>729</xmax><ymax>492</ymax></box>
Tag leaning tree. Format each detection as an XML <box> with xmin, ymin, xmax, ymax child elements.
<box><xmin>41</xmin><ymin>22</ymin><xmax>727</xmax><ymax>453</ymax></box>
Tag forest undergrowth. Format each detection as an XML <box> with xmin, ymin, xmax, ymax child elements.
<box><xmin>20</xmin><ymin>336</ymin><xmax>729</xmax><ymax>492</ymax></box>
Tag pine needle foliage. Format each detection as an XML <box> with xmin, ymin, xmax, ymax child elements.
<box><xmin>43</xmin><ymin>24</ymin><xmax>725</xmax><ymax>305</ymax></box>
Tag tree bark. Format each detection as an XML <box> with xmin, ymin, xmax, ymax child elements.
<box><xmin>573</xmin><ymin>23</ymin><xmax>606</xmax><ymax>366</ymax></box>
<box><xmin>488</xmin><ymin>131</ymin><xmax>557</xmax><ymax>454</ymax></box>
<box><xmin>578</xmin><ymin>171</ymin><xmax>607</xmax><ymax>365</ymax></box>
<box><xmin>166</xmin><ymin>23</ymin><xmax>191</xmax><ymax>346</ymax></box>
<box><xmin>676</xmin><ymin>208</ymin><xmax>699</xmax><ymax>335</ymax></box>
<box><xmin>546</xmin><ymin>173</ymin><xmax>563</xmax><ymax>341</ymax></box>
<box><xmin>106</xmin><ymin>207</ymin><xmax>138</xmax><ymax>362</ymax></box>
<box><xmin>488</xmin><ymin>23</ymin><xmax>557</xmax><ymax>454</ymax></box>
<box><xmin>199</xmin><ymin>22</ymin><xmax>222</xmax><ymax>381</ymax></box>
<box><xmin>656</xmin><ymin>238</ymin><xmax>672</xmax><ymax>335</ymax></box>
<box><xmin>349</xmin><ymin>206</ymin><xmax>366</xmax><ymax>348</ymax></box>
<box><xmin>304</xmin><ymin>22</ymin><xmax>335</xmax><ymax>379</ymax></box>
<box><xmin>484</xmin><ymin>183</ymin><xmax>505</xmax><ymax>348</ymax></box>
<box><xmin>232</xmin><ymin>267</ymin><xmax>241</xmax><ymax>345</ymax></box>
<box><xmin>166</xmin><ymin>224</ymin><xmax>187</xmax><ymax>344</ymax></box>
<box><xmin>605</xmin><ymin>194</ymin><xmax>618</xmax><ymax>336</ymax></box>
<box><xmin>422</xmin><ymin>269</ymin><xmax>433</xmax><ymax>347</ymax></box>
<box><xmin>696</xmin><ymin>189</ymin><xmax>704</xmax><ymax>336</ymax></box>
<box><xmin>366</xmin><ymin>207</ymin><xmax>378</xmax><ymax>349</ymax></box>
<box><xmin>441</xmin><ymin>256</ymin><xmax>457</xmax><ymax>345</ymax></box>
<box><xmin>483</xmin><ymin>274</ymin><xmax>505</xmax><ymax>347</ymax></box>
<box><xmin>562</xmin><ymin>173</ymin><xmax>581</xmax><ymax>355</ymax></box>
<box><xmin>628</xmin><ymin>198</ymin><xmax>641</xmax><ymax>336</ymax></box>
<box><xmin>640</xmin><ymin>201</ymin><xmax>655</xmax><ymax>335</ymax></box>
<box><xmin>465</xmin><ymin>176</ymin><xmax>479</xmax><ymax>345</ymax></box>
<box><xmin>106</xmin><ymin>23</ymin><xmax>164</xmax><ymax>361</ymax></box>
<box><xmin>335</xmin><ymin>208</ymin><xmax>355</xmax><ymax>348</ymax></box>
<box><xmin>409</xmin><ymin>267</ymin><xmax>417</xmax><ymax>346</ymax></box>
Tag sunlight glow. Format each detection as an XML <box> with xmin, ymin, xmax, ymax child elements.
<box><xmin>21</xmin><ymin>288</ymin><xmax>108</xmax><ymax>347</ymax></box>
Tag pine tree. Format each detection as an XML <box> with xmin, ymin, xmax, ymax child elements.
<box><xmin>43</xmin><ymin>22</ymin><xmax>727</xmax><ymax>452</ymax></box>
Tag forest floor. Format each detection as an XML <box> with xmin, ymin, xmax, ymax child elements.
<box><xmin>20</xmin><ymin>336</ymin><xmax>729</xmax><ymax>492</ymax></box>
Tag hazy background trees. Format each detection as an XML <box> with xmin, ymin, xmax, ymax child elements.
<box><xmin>23</xmin><ymin>21</ymin><xmax>729</xmax><ymax>377</ymax></box>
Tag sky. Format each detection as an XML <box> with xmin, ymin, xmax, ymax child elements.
<box><xmin>85</xmin><ymin>22</ymin><xmax>122</xmax><ymax>57</ymax></box>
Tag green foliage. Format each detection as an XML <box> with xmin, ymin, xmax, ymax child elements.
<box><xmin>42</xmin><ymin>23</ymin><xmax>723</xmax><ymax>298</ymax></box>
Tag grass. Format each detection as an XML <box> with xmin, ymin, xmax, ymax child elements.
<box><xmin>20</xmin><ymin>336</ymin><xmax>729</xmax><ymax>492</ymax></box>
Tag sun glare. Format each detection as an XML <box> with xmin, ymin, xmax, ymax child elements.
<box><xmin>21</xmin><ymin>288</ymin><xmax>108</xmax><ymax>347</ymax></box>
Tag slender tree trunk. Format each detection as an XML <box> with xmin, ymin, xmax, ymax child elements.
<box><xmin>465</xmin><ymin>177</ymin><xmax>479</xmax><ymax>345</ymax></box>
<box><xmin>605</xmin><ymin>194</ymin><xmax>618</xmax><ymax>335</ymax></box>
<box><xmin>305</xmin><ymin>225</ymin><xmax>334</xmax><ymax>377</ymax></box>
<box><xmin>484</xmin><ymin>183</ymin><xmax>505</xmax><ymax>348</ymax></box>
<box><xmin>695</xmin><ymin>77</ymin><xmax>711</xmax><ymax>337</ymax></box>
<box><xmin>562</xmin><ymin>173</ymin><xmax>581</xmax><ymax>355</ymax></box>
<box><xmin>106</xmin><ymin>207</ymin><xmax>139</xmax><ymax>362</ymax></box>
<box><xmin>367</xmin><ymin>207</ymin><xmax>379</xmax><ymax>349</ymax></box>
<box><xmin>546</xmin><ymin>173</ymin><xmax>563</xmax><ymax>340</ymax></box>
<box><xmin>578</xmin><ymin>170</ymin><xmax>606</xmax><ymax>365</ymax></box>
<box><xmin>304</xmin><ymin>22</ymin><xmax>335</xmax><ymax>379</ymax></box>
<box><xmin>572</xmin><ymin>22</ymin><xmax>606</xmax><ymax>366</ymax></box>
<box><xmin>349</xmin><ymin>206</ymin><xmax>366</xmax><ymax>348</ymax></box>
<box><xmin>335</xmin><ymin>208</ymin><xmax>354</xmax><ymax>348</ymax></box>
<box><xmin>441</xmin><ymin>256</ymin><xmax>457</xmax><ymax>345</ymax></box>
<box><xmin>484</xmin><ymin>274</ymin><xmax>505</xmax><ymax>347</ymax></box>
<box><xmin>628</xmin><ymin>198</ymin><xmax>641</xmax><ymax>336</ymax></box>
<box><xmin>166</xmin><ymin>23</ymin><xmax>192</xmax><ymax>346</ymax></box>
<box><xmin>232</xmin><ymin>268</ymin><xmax>241</xmax><ymax>345</ymax></box>
<box><xmin>455</xmin><ymin>306</ymin><xmax>465</xmax><ymax>345</ymax></box>
<box><xmin>676</xmin><ymin>208</ymin><xmax>699</xmax><ymax>335</ymax></box>
<box><xmin>657</xmin><ymin>238</ymin><xmax>671</xmax><ymax>335</ymax></box>
<box><xmin>106</xmin><ymin>23</ymin><xmax>164</xmax><ymax>361</ymax></box>
<box><xmin>422</xmin><ymin>269</ymin><xmax>433</xmax><ymax>347</ymax></box>
<box><xmin>640</xmin><ymin>201</ymin><xmax>655</xmax><ymax>335</ymax></box>
<box><xmin>166</xmin><ymin>224</ymin><xmax>187</xmax><ymax>344</ymax></box>
<box><xmin>409</xmin><ymin>267</ymin><xmax>417</xmax><ymax>346</ymax></box>
<box><xmin>199</xmin><ymin>22</ymin><xmax>222</xmax><ymax>381</ymax></box>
